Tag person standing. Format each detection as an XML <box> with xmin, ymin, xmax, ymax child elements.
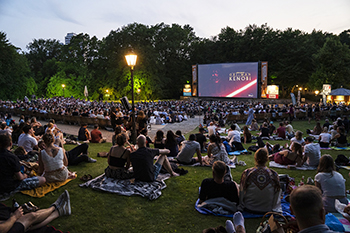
<box><xmin>245</xmin><ymin>105</ymin><xmax>254</xmax><ymax>126</ymax></box>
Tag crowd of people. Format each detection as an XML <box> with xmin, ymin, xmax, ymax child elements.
<box><xmin>1</xmin><ymin>96</ymin><xmax>350</xmax><ymax>232</ymax></box>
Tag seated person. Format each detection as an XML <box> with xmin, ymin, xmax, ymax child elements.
<box><xmin>105</xmin><ymin>133</ymin><xmax>134</xmax><ymax>179</ymax></box>
<box><xmin>0</xmin><ymin>190</ymin><xmax>71</xmax><ymax>233</ymax></box>
<box><xmin>289</xmin><ymin>130</ymin><xmax>305</xmax><ymax>149</ymax></box>
<box><xmin>199</xmin><ymin>161</ymin><xmax>239</xmax><ymax>204</ymax></box>
<box><xmin>153</xmin><ymin>130</ymin><xmax>165</xmax><ymax>149</ymax></box>
<box><xmin>315</xmin><ymin>154</ymin><xmax>348</xmax><ymax>213</ymax></box>
<box><xmin>203</xmin><ymin>135</ymin><xmax>231</xmax><ymax>166</ymax></box>
<box><xmin>38</xmin><ymin>133</ymin><xmax>76</xmax><ymax>183</ymax></box>
<box><xmin>268</xmin><ymin>121</ymin><xmax>276</xmax><ymax>136</ymax></box>
<box><xmin>285</xmin><ymin>121</ymin><xmax>295</xmax><ymax>139</ymax></box>
<box><xmin>90</xmin><ymin>125</ymin><xmax>106</xmax><ymax>143</ymax></box>
<box><xmin>307</xmin><ymin>122</ymin><xmax>322</xmax><ymax>135</ymax></box>
<box><xmin>140</xmin><ymin>129</ymin><xmax>153</xmax><ymax>148</ymax></box>
<box><xmin>303</xmin><ymin>137</ymin><xmax>321</xmax><ymax>167</ymax></box>
<box><xmin>318</xmin><ymin>127</ymin><xmax>332</xmax><ymax>148</ymax></box>
<box><xmin>165</xmin><ymin>130</ymin><xmax>179</xmax><ymax>157</ymax></box>
<box><xmin>275</xmin><ymin>122</ymin><xmax>286</xmax><ymax>139</ymax></box>
<box><xmin>331</xmin><ymin>126</ymin><xmax>348</xmax><ymax>147</ymax></box>
<box><xmin>259</xmin><ymin>122</ymin><xmax>270</xmax><ymax>138</ymax></box>
<box><xmin>241</xmin><ymin>126</ymin><xmax>252</xmax><ymax>144</ymax></box>
<box><xmin>238</xmin><ymin>148</ymin><xmax>282</xmax><ymax>213</ymax></box>
<box><xmin>228</xmin><ymin>125</ymin><xmax>245</xmax><ymax>151</ymax></box>
<box><xmin>18</xmin><ymin>124</ymin><xmax>39</xmax><ymax>153</ymax></box>
<box><xmin>290</xmin><ymin>185</ymin><xmax>337</xmax><ymax>232</ymax></box>
<box><xmin>0</xmin><ymin>134</ymin><xmax>45</xmax><ymax>195</ymax></box>
<box><xmin>269</xmin><ymin>142</ymin><xmax>303</xmax><ymax>166</ymax></box>
<box><xmin>195</xmin><ymin>127</ymin><xmax>207</xmax><ymax>152</ymax></box>
<box><xmin>249</xmin><ymin>119</ymin><xmax>259</xmax><ymax>131</ymax></box>
<box><xmin>176</xmin><ymin>134</ymin><xmax>203</xmax><ymax>165</ymax></box>
<box><xmin>207</xmin><ymin>122</ymin><xmax>217</xmax><ymax>137</ymax></box>
<box><xmin>130</xmin><ymin>135</ymin><xmax>179</xmax><ymax>182</ymax></box>
<box><xmin>77</xmin><ymin>123</ymin><xmax>90</xmax><ymax>141</ymax></box>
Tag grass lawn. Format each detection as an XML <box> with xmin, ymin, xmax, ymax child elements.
<box><xmin>4</xmin><ymin>119</ymin><xmax>350</xmax><ymax>232</ymax></box>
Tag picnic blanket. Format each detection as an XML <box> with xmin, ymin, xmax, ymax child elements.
<box><xmin>269</xmin><ymin>161</ymin><xmax>317</xmax><ymax>170</ymax></box>
<box><xmin>331</xmin><ymin>147</ymin><xmax>350</xmax><ymax>151</ymax></box>
<box><xmin>228</xmin><ymin>149</ymin><xmax>249</xmax><ymax>155</ymax></box>
<box><xmin>333</xmin><ymin>213</ymin><xmax>350</xmax><ymax>232</ymax></box>
<box><xmin>79</xmin><ymin>173</ymin><xmax>170</xmax><ymax>200</ymax></box>
<box><xmin>21</xmin><ymin>178</ymin><xmax>74</xmax><ymax>198</ymax></box>
<box><xmin>167</xmin><ymin>157</ymin><xmax>237</xmax><ymax>169</ymax></box>
<box><xmin>340</xmin><ymin>166</ymin><xmax>350</xmax><ymax>170</ymax></box>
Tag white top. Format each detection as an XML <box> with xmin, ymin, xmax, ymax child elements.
<box><xmin>314</xmin><ymin>171</ymin><xmax>346</xmax><ymax>197</ymax></box>
<box><xmin>289</xmin><ymin>137</ymin><xmax>305</xmax><ymax>150</ymax></box>
<box><xmin>303</xmin><ymin>143</ymin><xmax>321</xmax><ymax>167</ymax></box>
<box><xmin>18</xmin><ymin>133</ymin><xmax>38</xmax><ymax>152</ymax></box>
<box><xmin>207</xmin><ymin>125</ymin><xmax>216</xmax><ymax>136</ymax></box>
<box><xmin>229</xmin><ymin>130</ymin><xmax>241</xmax><ymax>144</ymax></box>
<box><xmin>41</xmin><ymin>148</ymin><xmax>64</xmax><ymax>172</ymax></box>
<box><xmin>176</xmin><ymin>140</ymin><xmax>200</xmax><ymax>163</ymax></box>
<box><xmin>319</xmin><ymin>133</ymin><xmax>332</xmax><ymax>143</ymax></box>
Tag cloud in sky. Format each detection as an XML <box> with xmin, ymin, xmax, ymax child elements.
<box><xmin>0</xmin><ymin>0</ymin><xmax>349</xmax><ymax>51</ymax></box>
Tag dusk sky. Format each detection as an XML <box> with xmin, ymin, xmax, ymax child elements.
<box><xmin>0</xmin><ymin>0</ymin><xmax>349</xmax><ymax>51</ymax></box>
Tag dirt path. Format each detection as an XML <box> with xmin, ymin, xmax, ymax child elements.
<box><xmin>12</xmin><ymin>116</ymin><xmax>202</xmax><ymax>143</ymax></box>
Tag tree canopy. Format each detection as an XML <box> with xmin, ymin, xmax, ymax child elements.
<box><xmin>0</xmin><ymin>24</ymin><xmax>349</xmax><ymax>100</ymax></box>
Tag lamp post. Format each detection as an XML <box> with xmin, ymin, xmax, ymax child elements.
<box><xmin>125</xmin><ymin>52</ymin><xmax>137</xmax><ymax>144</ymax></box>
<box><xmin>62</xmin><ymin>84</ymin><xmax>65</xmax><ymax>97</ymax></box>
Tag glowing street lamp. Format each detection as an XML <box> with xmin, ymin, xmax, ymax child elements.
<box><xmin>315</xmin><ymin>90</ymin><xmax>320</xmax><ymax>95</ymax></box>
<box><xmin>125</xmin><ymin>51</ymin><xmax>137</xmax><ymax>144</ymax></box>
<box><xmin>62</xmin><ymin>84</ymin><xmax>65</xmax><ymax>97</ymax></box>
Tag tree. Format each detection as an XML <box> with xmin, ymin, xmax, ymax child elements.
<box><xmin>308</xmin><ymin>36</ymin><xmax>350</xmax><ymax>90</ymax></box>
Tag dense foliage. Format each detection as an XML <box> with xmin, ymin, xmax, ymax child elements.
<box><xmin>0</xmin><ymin>23</ymin><xmax>350</xmax><ymax>100</ymax></box>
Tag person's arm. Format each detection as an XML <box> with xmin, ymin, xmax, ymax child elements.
<box><xmin>207</xmin><ymin>144</ymin><xmax>212</xmax><ymax>158</ymax></box>
<box><xmin>125</xmin><ymin>151</ymin><xmax>131</xmax><ymax>170</ymax></box>
<box><xmin>38</xmin><ymin>151</ymin><xmax>44</xmax><ymax>176</ymax></box>
<box><xmin>62</xmin><ymin>148</ymin><xmax>68</xmax><ymax>166</ymax></box>
<box><xmin>196</xmin><ymin>148</ymin><xmax>203</xmax><ymax>165</ymax></box>
<box><xmin>331</xmin><ymin>133</ymin><xmax>340</xmax><ymax>141</ymax></box>
<box><xmin>0</xmin><ymin>207</ymin><xmax>23</xmax><ymax>233</ymax></box>
<box><xmin>159</xmin><ymin>149</ymin><xmax>170</xmax><ymax>154</ymax></box>
<box><xmin>314</xmin><ymin>181</ymin><xmax>322</xmax><ymax>191</ymax></box>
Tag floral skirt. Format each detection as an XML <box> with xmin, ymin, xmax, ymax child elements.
<box><xmin>44</xmin><ymin>167</ymin><xmax>68</xmax><ymax>183</ymax></box>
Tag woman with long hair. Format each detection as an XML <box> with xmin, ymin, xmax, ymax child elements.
<box><xmin>136</xmin><ymin>110</ymin><xmax>147</xmax><ymax>134</ymax></box>
<box><xmin>105</xmin><ymin>133</ymin><xmax>134</xmax><ymax>179</ymax></box>
<box><xmin>315</xmin><ymin>154</ymin><xmax>348</xmax><ymax>212</ymax></box>
<box><xmin>242</xmin><ymin>126</ymin><xmax>252</xmax><ymax>144</ymax></box>
<box><xmin>154</xmin><ymin>130</ymin><xmax>165</xmax><ymax>149</ymax></box>
<box><xmin>38</xmin><ymin>133</ymin><xmax>76</xmax><ymax>183</ymax></box>
<box><xmin>269</xmin><ymin>142</ymin><xmax>303</xmax><ymax>166</ymax></box>
<box><xmin>165</xmin><ymin>130</ymin><xmax>179</xmax><ymax>157</ymax></box>
<box><xmin>332</xmin><ymin>126</ymin><xmax>348</xmax><ymax>147</ymax></box>
<box><xmin>204</xmin><ymin>134</ymin><xmax>231</xmax><ymax>165</ymax></box>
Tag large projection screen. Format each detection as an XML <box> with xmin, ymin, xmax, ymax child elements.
<box><xmin>198</xmin><ymin>62</ymin><xmax>258</xmax><ymax>98</ymax></box>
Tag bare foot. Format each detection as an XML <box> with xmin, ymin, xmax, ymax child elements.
<box><xmin>171</xmin><ymin>172</ymin><xmax>180</xmax><ymax>177</ymax></box>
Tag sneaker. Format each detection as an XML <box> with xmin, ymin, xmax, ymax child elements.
<box><xmin>57</xmin><ymin>190</ymin><xmax>71</xmax><ymax>216</ymax></box>
<box><xmin>87</xmin><ymin>157</ymin><xmax>97</xmax><ymax>163</ymax></box>
<box><xmin>51</xmin><ymin>191</ymin><xmax>66</xmax><ymax>209</ymax></box>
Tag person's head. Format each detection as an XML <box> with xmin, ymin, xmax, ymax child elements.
<box><xmin>291</xmin><ymin>142</ymin><xmax>302</xmax><ymax>155</ymax></box>
<box><xmin>243</xmin><ymin>125</ymin><xmax>249</xmax><ymax>133</ymax></box>
<box><xmin>0</xmin><ymin>133</ymin><xmax>12</xmax><ymax>149</ymax></box>
<box><xmin>322</xmin><ymin>127</ymin><xmax>328</xmax><ymax>133</ymax></box>
<box><xmin>305</xmin><ymin>137</ymin><xmax>314</xmax><ymax>144</ymax></box>
<box><xmin>269</xmin><ymin>121</ymin><xmax>273</xmax><ymax>125</ymax></box>
<box><xmin>212</xmin><ymin>161</ymin><xmax>226</xmax><ymax>180</ymax></box>
<box><xmin>155</xmin><ymin>130</ymin><xmax>164</xmax><ymax>141</ymax></box>
<box><xmin>199</xmin><ymin>127</ymin><xmax>205</xmax><ymax>134</ymax></box>
<box><xmin>137</xmin><ymin>110</ymin><xmax>145</xmax><ymax>119</ymax></box>
<box><xmin>137</xmin><ymin>134</ymin><xmax>147</xmax><ymax>147</ymax></box>
<box><xmin>316</xmin><ymin>122</ymin><xmax>321</xmax><ymax>128</ymax></box>
<box><xmin>317</xmin><ymin>154</ymin><xmax>335</xmax><ymax>174</ymax></box>
<box><xmin>0</xmin><ymin>122</ymin><xmax>6</xmax><ymax>130</ymax></box>
<box><xmin>209</xmin><ymin>122</ymin><xmax>214</xmax><ymax>126</ymax></box>
<box><xmin>175</xmin><ymin>130</ymin><xmax>182</xmax><ymax>136</ymax></box>
<box><xmin>338</xmin><ymin>126</ymin><xmax>345</xmax><ymax>134</ymax></box>
<box><xmin>14</xmin><ymin>146</ymin><xmax>27</xmax><ymax>155</ymax></box>
<box><xmin>295</xmin><ymin>131</ymin><xmax>303</xmax><ymax>140</ymax></box>
<box><xmin>189</xmin><ymin>134</ymin><xmax>196</xmax><ymax>141</ymax></box>
<box><xmin>209</xmin><ymin>134</ymin><xmax>219</xmax><ymax>143</ymax></box>
<box><xmin>94</xmin><ymin>124</ymin><xmax>99</xmax><ymax>129</ymax></box>
<box><xmin>290</xmin><ymin>185</ymin><xmax>325</xmax><ymax>230</ymax></box>
<box><xmin>230</xmin><ymin>124</ymin><xmax>236</xmax><ymax>130</ymax></box>
<box><xmin>49</xmin><ymin>119</ymin><xmax>55</xmax><ymax>124</ymax></box>
<box><xmin>38</xmin><ymin>140</ymin><xmax>45</xmax><ymax>150</ymax></box>
<box><xmin>263</xmin><ymin>122</ymin><xmax>268</xmax><ymax>128</ymax></box>
<box><xmin>42</xmin><ymin>133</ymin><xmax>55</xmax><ymax>146</ymax></box>
<box><xmin>81</xmin><ymin>123</ymin><xmax>87</xmax><ymax>128</ymax></box>
<box><xmin>166</xmin><ymin>130</ymin><xmax>176</xmax><ymax>143</ymax></box>
<box><xmin>279</xmin><ymin>122</ymin><xmax>284</xmax><ymax>127</ymax></box>
<box><xmin>116</xmin><ymin>133</ymin><xmax>127</xmax><ymax>146</ymax></box>
<box><xmin>140</xmin><ymin>129</ymin><xmax>148</xmax><ymax>136</ymax></box>
<box><xmin>30</xmin><ymin>117</ymin><xmax>37</xmax><ymax>123</ymax></box>
<box><xmin>47</xmin><ymin>122</ymin><xmax>53</xmax><ymax>129</ymax></box>
<box><xmin>22</xmin><ymin>124</ymin><xmax>33</xmax><ymax>134</ymax></box>
<box><xmin>254</xmin><ymin>148</ymin><xmax>268</xmax><ymax>166</ymax></box>
<box><xmin>114</xmin><ymin>125</ymin><xmax>122</xmax><ymax>135</ymax></box>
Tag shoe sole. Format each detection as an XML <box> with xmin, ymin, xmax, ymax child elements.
<box><xmin>65</xmin><ymin>190</ymin><xmax>71</xmax><ymax>216</ymax></box>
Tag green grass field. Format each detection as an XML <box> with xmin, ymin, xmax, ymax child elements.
<box><xmin>4</xmin><ymin>120</ymin><xmax>350</xmax><ymax>233</ymax></box>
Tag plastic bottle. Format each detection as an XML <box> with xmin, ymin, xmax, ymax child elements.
<box><xmin>12</xmin><ymin>199</ymin><xmax>19</xmax><ymax>212</ymax></box>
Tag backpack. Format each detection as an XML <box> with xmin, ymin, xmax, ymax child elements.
<box><xmin>335</xmin><ymin>154</ymin><xmax>350</xmax><ymax>166</ymax></box>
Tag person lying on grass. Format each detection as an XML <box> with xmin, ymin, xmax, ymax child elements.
<box><xmin>130</xmin><ymin>135</ymin><xmax>179</xmax><ymax>182</ymax></box>
<box><xmin>269</xmin><ymin>142</ymin><xmax>303</xmax><ymax>166</ymax></box>
<box><xmin>0</xmin><ymin>190</ymin><xmax>71</xmax><ymax>233</ymax></box>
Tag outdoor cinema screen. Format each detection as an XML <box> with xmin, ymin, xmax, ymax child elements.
<box><xmin>198</xmin><ymin>62</ymin><xmax>258</xmax><ymax>98</ymax></box>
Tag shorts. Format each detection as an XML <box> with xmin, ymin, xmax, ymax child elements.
<box><xmin>153</xmin><ymin>162</ymin><xmax>162</xmax><ymax>180</ymax></box>
<box><xmin>15</xmin><ymin>176</ymin><xmax>39</xmax><ymax>192</ymax></box>
<box><xmin>7</xmin><ymin>222</ymin><xmax>25</xmax><ymax>233</ymax></box>
<box><xmin>176</xmin><ymin>158</ymin><xmax>197</xmax><ymax>165</ymax></box>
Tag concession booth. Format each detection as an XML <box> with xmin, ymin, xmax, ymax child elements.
<box><xmin>327</xmin><ymin>88</ymin><xmax>350</xmax><ymax>104</ymax></box>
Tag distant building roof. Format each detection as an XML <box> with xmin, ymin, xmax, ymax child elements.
<box><xmin>329</xmin><ymin>88</ymin><xmax>350</xmax><ymax>96</ymax></box>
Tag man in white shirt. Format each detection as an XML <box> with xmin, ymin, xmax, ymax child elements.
<box><xmin>303</xmin><ymin>137</ymin><xmax>321</xmax><ymax>167</ymax></box>
<box><xmin>228</xmin><ymin>125</ymin><xmax>245</xmax><ymax>151</ymax></box>
<box><xmin>18</xmin><ymin>124</ymin><xmax>38</xmax><ymax>153</ymax></box>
